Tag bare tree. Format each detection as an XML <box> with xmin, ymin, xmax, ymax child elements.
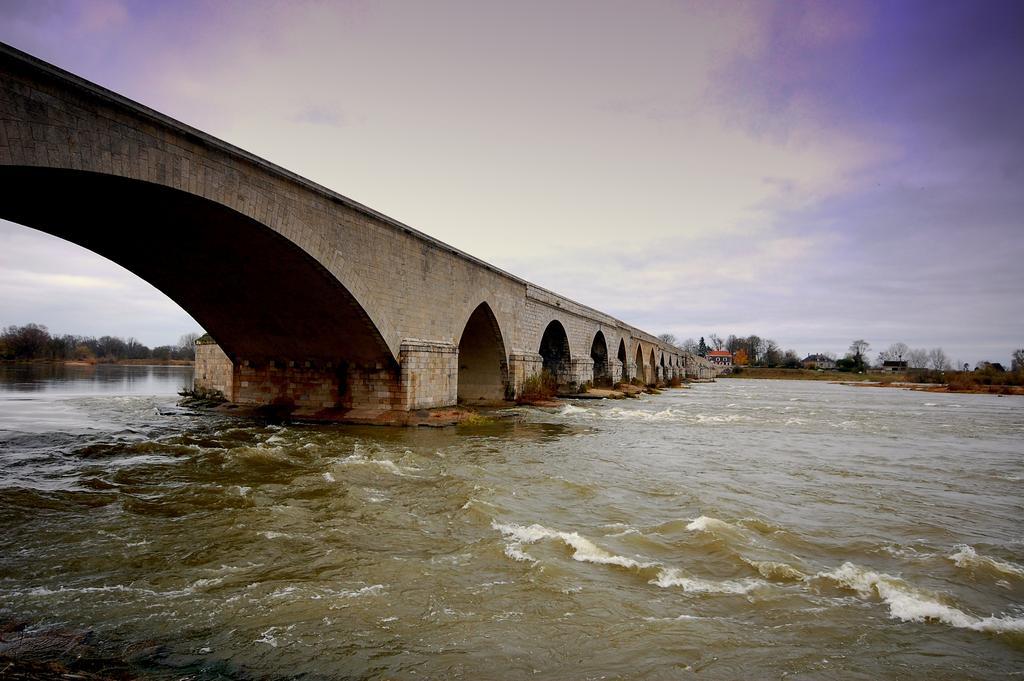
<box><xmin>709</xmin><ymin>333</ymin><xmax>724</xmax><ymax>350</ymax></box>
<box><xmin>657</xmin><ymin>333</ymin><xmax>677</xmax><ymax>346</ymax></box>
<box><xmin>849</xmin><ymin>339</ymin><xmax>870</xmax><ymax>371</ymax></box>
<box><xmin>1013</xmin><ymin>348</ymin><xmax>1024</xmax><ymax>372</ymax></box>
<box><xmin>177</xmin><ymin>332</ymin><xmax>201</xmax><ymax>361</ymax></box>
<box><xmin>1</xmin><ymin>323</ymin><xmax>51</xmax><ymax>359</ymax></box>
<box><xmin>907</xmin><ymin>348</ymin><xmax>928</xmax><ymax>369</ymax></box>
<box><xmin>928</xmin><ymin>347</ymin><xmax>951</xmax><ymax>371</ymax></box>
<box><xmin>889</xmin><ymin>342</ymin><xmax>909</xmax><ymax>364</ymax></box>
<box><xmin>764</xmin><ymin>339</ymin><xmax>782</xmax><ymax>367</ymax></box>
<box><xmin>682</xmin><ymin>338</ymin><xmax>699</xmax><ymax>354</ymax></box>
<box><xmin>878</xmin><ymin>343</ymin><xmax>909</xmax><ymax>368</ymax></box>
<box><xmin>747</xmin><ymin>335</ymin><xmax>764</xmax><ymax>365</ymax></box>
<box><xmin>178</xmin><ymin>332</ymin><xmax>200</xmax><ymax>349</ymax></box>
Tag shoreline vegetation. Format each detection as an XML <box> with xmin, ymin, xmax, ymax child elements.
<box><xmin>722</xmin><ymin>367</ymin><xmax>1024</xmax><ymax>395</ymax></box>
<box><xmin>1</xmin><ymin>323</ymin><xmax>198</xmax><ymax>364</ymax></box>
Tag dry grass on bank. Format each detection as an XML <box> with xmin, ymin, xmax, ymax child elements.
<box><xmin>725</xmin><ymin>366</ymin><xmax>1024</xmax><ymax>395</ymax></box>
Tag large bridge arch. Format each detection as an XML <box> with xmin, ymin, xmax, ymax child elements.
<box><xmin>0</xmin><ymin>167</ymin><xmax>394</xmax><ymax>366</ymax></box>
<box><xmin>456</xmin><ymin>302</ymin><xmax>509</xmax><ymax>403</ymax></box>
<box><xmin>0</xmin><ymin>47</ymin><xmax>409</xmax><ymax>359</ymax></box>
<box><xmin>0</xmin><ymin>167</ymin><xmax>403</xmax><ymax>410</ymax></box>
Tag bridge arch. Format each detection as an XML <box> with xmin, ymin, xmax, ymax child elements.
<box><xmin>648</xmin><ymin>348</ymin><xmax>657</xmax><ymax>385</ymax></box>
<box><xmin>0</xmin><ymin>167</ymin><xmax>395</xmax><ymax>370</ymax></box>
<box><xmin>456</xmin><ymin>302</ymin><xmax>508</xmax><ymax>403</ymax></box>
<box><xmin>634</xmin><ymin>342</ymin><xmax>646</xmax><ymax>384</ymax></box>
<box><xmin>590</xmin><ymin>330</ymin><xmax>611</xmax><ymax>387</ymax></box>
<box><xmin>539</xmin><ymin>320</ymin><xmax>572</xmax><ymax>385</ymax></box>
<box><xmin>617</xmin><ymin>338</ymin><xmax>628</xmax><ymax>384</ymax></box>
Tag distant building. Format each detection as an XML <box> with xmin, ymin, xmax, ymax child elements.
<box><xmin>801</xmin><ymin>354</ymin><xmax>836</xmax><ymax>370</ymax></box>
<box><xmin>880</xmin><ymin>360</ymin><xmax>908</xmax><ymax>372</ymax></box>
<box><xmin>707</xmin><ymin>350</ymin><xmax>733</xmax><ymax>367</ymax></box>
<box><xmin>976</xmin><ymin>361</ymin><xmax>1006</xmax><ymax>372</ymax></box>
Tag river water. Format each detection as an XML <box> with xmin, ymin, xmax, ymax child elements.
<box><xmin>0</xmin><ymin>364</ymin><xmax>1021</xmax><ymax>679</ymax></box>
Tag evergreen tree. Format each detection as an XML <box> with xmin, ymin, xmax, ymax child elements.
<box><xmin>697</xmin><ymin>336</ymin><xmax>709</xmax><ymax>357</ymax></box>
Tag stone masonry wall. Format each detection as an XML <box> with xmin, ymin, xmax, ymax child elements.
<box><xmin>194</xmin><ymin>342</ymin><xmax>234</xmax><ymax>400</ymax></box>
<box><xmin>399</xmin><ymin>340</ymin><xmax>458</xmax><ymax>410</ymax></box>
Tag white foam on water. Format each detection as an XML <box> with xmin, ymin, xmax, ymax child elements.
<box><xmin>744</xmin><ymin>559</ymin><xmax>806</xmax><ymax>581</ymax></box>
<box><xmin>606</xmin><ymin>527</ymin><xmax>641</xmax><ymax>538</ymax></box>
<box><xmin>269</xmin><ymin>585</ymin><xmax>300</xmax><ymax>599</ymax></box>
<box><xmin>260</xmin><ymin>531</ymin><xmax>292</xmax><ymax>540</ymax></box>
<box><xmin>343</xmin><ymin>584</ymin><xmax>385</xmax><ymax>598</ymax></box>
<box><xmin>694</xmin><ymin>413</ymin><xmax>747</xmax><ymax>424</ymax></box>
<box><xmin>948</xmin><ymin>545</ymin><xmax>1024</xmax><ymax>578</ymax></box>
<box><xmin>322</xmin><ymin>472</ymin><xmax>335</xmax><ymax>483</ymax></box>
<box><xmin>255</xmin><ymin>628</ymin><xmax>279</xmax><ymax>647</ymax></box>
<box><xmin>643</xmin><ymin>614</ymin><xmax>702</xmax><ymax>622</ymax></box>
<box><xmin>13</xmin><ymin>579</ymin><xmax>219</xmax><ymax>599</ymax></box>
<box><xmin>492</xmin><ymin>521</ymin><xmax>655</xmax><ymax>570</ymax></box>
<box><xmin>685</xmin><ymin>516</ymin><xmax>746</xmax><ymax>540</ymax></box>
<box><xmin>686</xmin><ymin>515</ymin><xmax>726</xmax><ymax>532</ymax></box>
<box><xmin>255</xmin><ymin>624</ymin><xmax>295</xmax><ymax>647</ymax></box>
<box><xmin>816</xmin><ymin>562</ymin><xmax>1024</xmax><ymax>633</ymax></box>
<box><xmin>651</xmin><ymin>568</ymin><xmax>765</xmax><ymax>594</ymax></box>
<box><xmin>186</xmin><ymin>576</ymin><xmax>224</xmax><ymax>591</ymax></box>
<box><xmin>603</xmin><ymin>407</ymin><xmax>680</xmax><ymax>422</ymax></box>
<box><xmin>337</xmin><ymin>454</ymin><xmax>417</xmax><ymax>477</ymax></box>
<box><xmin>558</xmin><ymin>404</ymin><xmax>590</xmax><ymax>417</ymax></box>
<box><xmin>878</xmin><ymin>544</ymin><xmax>937</xmax><ymax>561</ymax></box>
<box><xmin>503</xmin><ymin>544</ymin><xmax>537</xmax><ymax>563</ymax></box>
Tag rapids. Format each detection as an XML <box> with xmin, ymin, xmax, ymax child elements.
<box><xmin>1</xmin><ymin>364</ymin><xmax>1021</xmax><ymax>679</ymax></box>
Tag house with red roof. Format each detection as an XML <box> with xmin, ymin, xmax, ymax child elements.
<box><xmin>706</xmin><ymin>350</ymin><xmax>733</xmax><ymax>368</ymax></box>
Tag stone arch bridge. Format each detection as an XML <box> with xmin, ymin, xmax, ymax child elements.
<box><xmin>0</xmin><ymin>43</ymin><xmax>717</xmax><ymax>416</ymax></box>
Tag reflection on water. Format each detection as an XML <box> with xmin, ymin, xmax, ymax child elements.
<box><xmin>0</xmin><ymin>362</ymin><xmax>192</xmax><ymax>394</ymax></box>
<box><xmin>0</xmin><ymin>369</ymin><xmax>1022</xmax><ymax>679</ymax></box>
<box><xmin>0</xmin><ymin>363</ymin><xmax>193</xmax><ymax>436</ymax></box>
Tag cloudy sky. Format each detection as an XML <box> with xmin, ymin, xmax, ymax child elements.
<box><xmin>1</xmin><ymin>0</ymin><xmax>1021</xmax><ymax>366</ymax></box>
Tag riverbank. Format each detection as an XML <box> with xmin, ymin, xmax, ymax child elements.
<box><xmin>723</xmin><ymin>367</ymin><xmax>1024</xmax><ymax>396</ymax></box>
<box><xmin>723</xmin><ymin>367</ymin><xmax>894</xmax><ymax>381</ymax></box>
<box><xmin>837</xmin><ymin>381</ymin><xmax>1024</xmax><ymax>396</ymax></box>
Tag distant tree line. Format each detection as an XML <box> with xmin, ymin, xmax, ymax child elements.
<box><xmin>664</xmin><ymin>333</ymin><xmax>804</xmax><ymax>368</ymax></box>
<box><xmin>0</xmin><ymin>323</ymin><xmax>199</xmax><ymax>362</ymax></box>
<box><xmin>660</xmin><ymin>332</ymin><xmax>1023</xmax><ymax>379</ymax></box>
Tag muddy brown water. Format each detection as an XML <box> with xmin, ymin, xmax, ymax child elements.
<box><xmin>1</xmin><ymin>364</ymin><xmax>1022</xmax><ymax>679</ymax></box>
